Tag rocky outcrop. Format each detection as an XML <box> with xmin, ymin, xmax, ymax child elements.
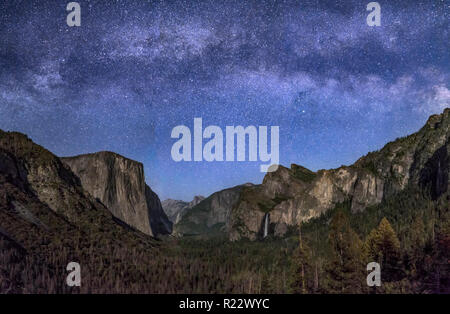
<box><xmin>162</xmin><ymin>195</ymin><xmax>205</xmax><ymax>224</ymax></box>
<box><xmin>229</xmin><ymin>108</ymin><xmax>450</xmax><ymax>240</ymax></box>
<box><xmin>174</xmin><ymin>183</ymin><xmax>253</xmax><ymax>236</ymax></box>
<box><xmin>0</xmin><ymin>130</ymin><xmax>164</xmax><ymax>293</ymax></box>
<box><xmin>61</xmin><ymin>152</ymin><xmax>172</xmax><ymax>236</ymax></box>
<box><xmin>0</xmin><ymin>130</ymin><xmax>116</xmax><ymax>228</ymax></box>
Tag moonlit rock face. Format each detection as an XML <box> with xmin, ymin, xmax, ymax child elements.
<box><xmin>62</xmin><ymin>152</ymin><xmax>172</xmax><ymax>236</ymax></box>
<box><xmin>162</xmin><ymin>196</ymin><xmax>206</xmax><ymax>224</ymax></box>
<box><xmin>229</xmin><ymin>109</ymin><xmax>450</xmax><ymax>241</ymax></box>
<box><xmin>0</xmin><ymin>130</ymin><xmax>118</xmax><ymax>231</ymax></box>
<box><xmin>173</xmin><ymin>184</ymin><xmax>253</xmax><ymax>236</ymax></box>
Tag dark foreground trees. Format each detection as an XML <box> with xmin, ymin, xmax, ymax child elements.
<box><xmin>290</xmin><ymin>189</ymin><xmax>450</xmax><ymax>294</ymax></box>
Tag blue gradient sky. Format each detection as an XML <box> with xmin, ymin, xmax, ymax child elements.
<box><xmin>0</xmin><ymin>0</ymin><xmax>448</xmax><ymax>201</ymax></box>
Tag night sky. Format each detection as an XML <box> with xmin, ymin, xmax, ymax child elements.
<box><xmin>0</xmin><ymin>0</ymin><xmax>448</xmax><ymax>201</ymax></box>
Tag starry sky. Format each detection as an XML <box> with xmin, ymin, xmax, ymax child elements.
<box><xmin>0</xmin><ymin>0</ymin><xmax>448</xmax><ymax>201</ymax></box>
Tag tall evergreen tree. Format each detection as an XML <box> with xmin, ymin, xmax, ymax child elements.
<box><xmin>406</xmin><ymin>215</ymin><xmax>426</xmax><ymax>277</ymax></box>
<box><xmin>326</xmin><ymin>210</ymin><xmax>366</xmax><ymax>293</ymax></box>
<box><xmin>434</xmin><ymin>220</ymin><xmax>450</xmax><ymax>293</ymax></box>
<box><xmin>365</xmin><ymin>217</ymin><xmax>402</xmax><ymax>281</ymax></box>
<box><xmin>289</xmin><ymin>226</ymin><xmax>313</xmax><ymax>294</ymax></box>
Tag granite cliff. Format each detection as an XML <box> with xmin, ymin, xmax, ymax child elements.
<box><xmin>0</xmin><ymin>130</ymin><xmax>171</xmax><ymax>238</ymax></box>
<box><xmin>174</xmin><ymin>183</ymin><xmax>253</xmax><ymax>236</ymax></box>
<box><xmin>61</xmin><ymin>152</ymin><xmax>172</xmax><ymax>236</ymax></box>
<box><xmin>0</xmin><ymin>131</ymin><xmax>109</xmax><ymax>227</ymax></box>
<box><xmin>228</xmin><ymin>108</ymin><xmax>450</xmax><ymax>240</ymax></box>
<box><xmin>0</xmin><ymin>130</ymin><xmax>141</xmax><ymax>238</ymax></box>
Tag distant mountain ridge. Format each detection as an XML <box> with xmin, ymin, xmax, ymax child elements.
<box><xmin>228</xmin><ymin>108</ymin><xmax>450</xmax><ymax>240</ymax></box>
<box><xmin>168</xmin><ymin>109</ymin><xmax>450</xmax><ymax>240</ymax></box>
<box><xmin>162</xmin><ymin>195</ymin><xmax>205</xmax><ymax>224</ymax></box>
<box><xmin>1</xmin><ymin>108</ymin><xmax>448</xmax><ymax>243</ymax></box>
<box><xmin>173</xmin><ymin>183</ymin><xmax>254</xmax><ymax>236</ymax></box>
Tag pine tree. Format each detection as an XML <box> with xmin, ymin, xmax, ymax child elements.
<box><xmin>434</xmin><ymin>220</ymin><xmax>450</xmax><ymax>293</ymax></box>
<box><xmin>365</xmin><ymin>217</ymin><xmax>402</xmax><ymax>281</ymax></box>
<box><xmin>407</xmin><ymin>215</ymin><xmax>426</xmax><ymax>277</ymax></box>
<box><xmin>326</xmin><ymin>210</ymin><xmax>366</xmax><ymax>293</ymax></box>
<box><xmin>289</xmin><ymin>227</ymin><xmax>312</xmax><ymax>294</ymax></box>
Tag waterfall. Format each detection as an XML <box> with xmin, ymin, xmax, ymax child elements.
<box><xmin>263</xmin><ymin>213</ymin><xmax>269</xmax><ymax>238</ymax></box>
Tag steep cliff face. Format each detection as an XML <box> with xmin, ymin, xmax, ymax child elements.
<box><xmin>229</xmin><ymin>108</ymin><xmax>450</xmax><ymax>240</ymax></box>
<box><xmin>61</xmin><ymin>152</ymin><xmax>172</xmax><ymax>236</ymax></box>
<box><xmin>162</xmin><ymin>195</ymin><xmax>205</xmax><ymax>224</ymax></box>
<box><xmin>174</xmin><ymin>184</ymin><xmax>253</xmax><ymax>236</ymax></box>
<box><xmin>0</xmin><ymin>130</ymin><xmax>119</xmax><ymax>229</ymax></box>
<box><xmin>0</xmin><ymin>130</ymin><xmax>163</xmax><ymax>293</ymax></box>
<box><xmin>145</xmin><ymin>185</ymin><xmax>173</xmax><ymax>235</ymax></box>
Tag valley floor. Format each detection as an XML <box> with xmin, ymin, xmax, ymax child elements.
<box><xmin>2</xmin><ymin>188</ymin><xmax>449</xmax><ymax>294</ymax></box>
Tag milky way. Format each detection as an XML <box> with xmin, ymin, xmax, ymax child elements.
<box><xmin>0</xmin><ymin>0</ymin><xmax>448</xmax><ymax>200</ymax></box>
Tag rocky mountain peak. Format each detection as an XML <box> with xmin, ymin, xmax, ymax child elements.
<box><xmin>190</xmin><ymin>195</ymin><xmax>206</xmax><ymax>206</ymax></box>
<box><xmin>425</xmin><ymin>108</ymin><xmax>449</xmax><ymax>129</ymax></box>
<box><xmin>174</xmin><ymin>183</ymin><xmax>254</xmax><ymax>236</ymax></box>
<box><xmin>162</xmin><ymin>195</ymin><xmax>205</xmax><ymax>224</ymax></box>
